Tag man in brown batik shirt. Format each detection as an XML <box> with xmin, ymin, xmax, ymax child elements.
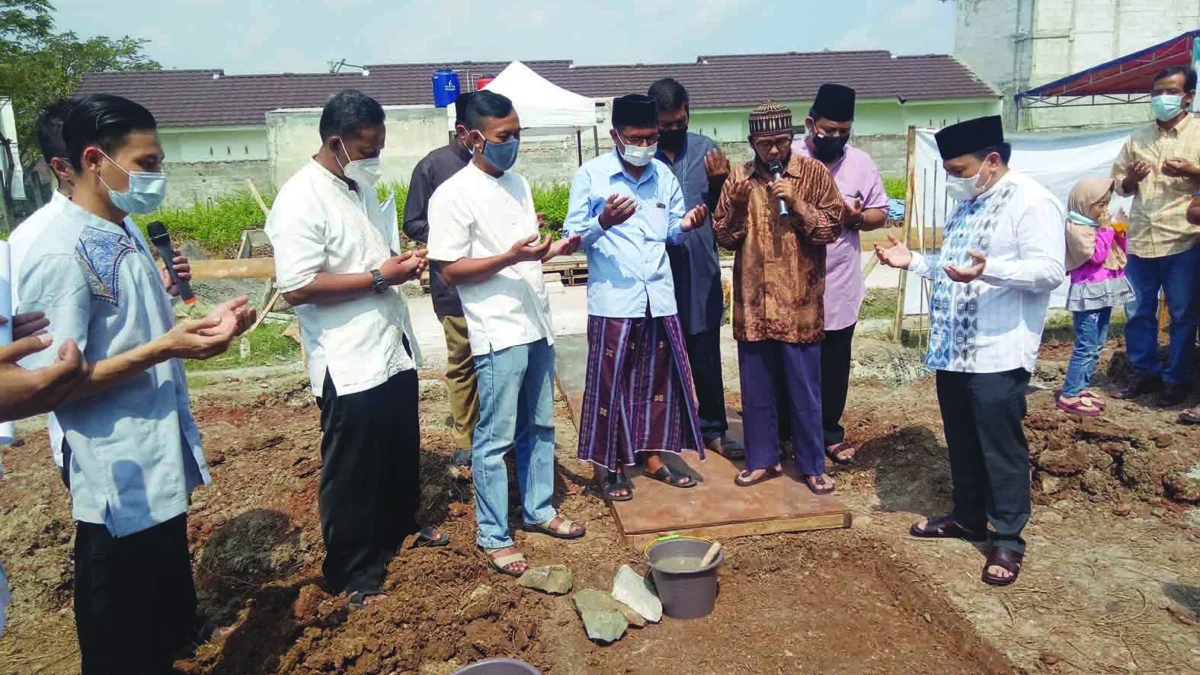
<box><xmin>712</xmin><ymin>103</ymin><xmax>844</xmax><ymax>494</ymax></box>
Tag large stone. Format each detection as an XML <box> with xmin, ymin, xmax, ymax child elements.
<box><xmin>519</xmin><ymin>565</ymin><xmax>574</xmax><ymax>595</ymax></box>
<box><xmin>573</xmin><ymin>590</ymin><xmax>628</xmax><ymax>643</ymax></box>
<box><xmin>610</xmin><ymin>565</ymin><xmax>662</xmax><ymax>623</ymax></box>
<box><xmin>616</xmin><ymin>602</ymin><xmax>646</xmax><ymax>628</ymax></box>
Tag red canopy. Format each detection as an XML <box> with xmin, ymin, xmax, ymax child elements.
<box><xmin>1017</xmin><ymin>30</ymin><xmax>1199</xmax><ymax>108</ymax></box>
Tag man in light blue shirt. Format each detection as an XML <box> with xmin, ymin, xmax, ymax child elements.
<box><xmin>18</xmin><ymin>94</ymin><xmax>254</xmax><ymax>674</ymax></box>
<box><xmin>564</xmin><ymin>93</ymin><xmax>708</xmax><ymax>502</ymax></box>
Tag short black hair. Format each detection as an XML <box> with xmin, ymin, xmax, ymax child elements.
<box><xmin>1153</xmin><ymin>65</ymin><xmax>1198</xmax><ymax>92</ymax></box>
<box><xmin>63</xmin><ymin>94</ymin><xmax>157</xmax><ymax>171</ymax></box>
<box><xmin>647</xmin><ymin>78</ymin><xmax>689</xmax><ymax>113</ymax></box>
<box><xmin>464</xmin><ymin>90</ymin><xmax>515</xmax><ymax>131</ymax></box>
<box><xmin>36</xmin><ymin>99</ymin><xmax>78</xmax><ymax>165</ymax></box>
<box><xmin>319</xmin><ymin>89</ymin><xmax>386</xmax><ymax>142</ymax></box>
<box><xmin>972</xmin><ymin>143</ymin><xmax>1012</xmax><ymax>164</ymax></box>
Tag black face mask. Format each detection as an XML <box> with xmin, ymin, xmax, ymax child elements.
<box><xmin>659</xmin><ymin>128</ymin><xmax>688</xmax><ymax>152</ymax></box>
<box><xmin>811</xmin><ymin>133</ymin><xmax>849</xmax><ymax>161</ymax></box>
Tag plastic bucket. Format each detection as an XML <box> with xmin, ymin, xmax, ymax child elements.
<box><xmin>452</xmin><ymin>658</ymin><xmax>542</xmax><ymax>675</ymax></box>
<box><xmin>644</xmin><ymin>535</ymin><xmax>723</xmax><ymax>620</ymax></box>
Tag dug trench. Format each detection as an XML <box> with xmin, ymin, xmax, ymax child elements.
<box><xmin>1</xmin><ymin>334</ymin><xmax>1199</xmax><ymax>674</ymax></box>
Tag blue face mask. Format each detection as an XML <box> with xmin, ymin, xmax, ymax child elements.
<box><xmin>474</xmin><ymin>133</ymin><xmax>520</xmax><ymax>173</ymax></box>
<box><xmin>98</xmin><ymin>149</ymin><xmax>167</xmax><ymax>214</ymax></box>
<box><xmin>1151</xmin><ymin>94</ymin><xmax>1185</xmax><ymax>122</ymax></box>
<box><xmin>1067</xmin><ymin>211</ymin><xmax>1099</xmax><ymax>227</ymax></box>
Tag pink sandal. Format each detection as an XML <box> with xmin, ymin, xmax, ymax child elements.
<box><xmin>1080</xmin><ymin>390</ymin><xmax>1107</xmax><ymax>410</ymax></box>
<box><xmin>1057</xmin><ymin>395</ymin><xmax>1100</xmax><ymax>417</ymax></box>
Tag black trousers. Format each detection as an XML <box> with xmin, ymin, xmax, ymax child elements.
<box><xmin>75</xmin><ymin>514</ymin><xmax>197</xmax><ymax>675</ymax></box>
<box><xmin>820</xmin><ymin>324</ymin><xmax>856</xmax><ymax>447</ymax></box>
<box><xmin>684</xmin><ymin>326</ymin><xmax>729</xmax><ymax>439</ymax></box>
<box><xmin>316</xmin><ymin>368</ymin><xmax>421</xmax><ymax>595</ymax></box>
<box><xmin>935</xmin><ymin>369</ymin><xmax>1032</xmax><ymax>554</ymax></box>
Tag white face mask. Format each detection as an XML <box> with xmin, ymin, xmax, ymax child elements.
<box><xmin>618</xmin><ymin>134</ymin><xmax>657</xmax><ymax>167</ymax></box>
<box><xmin>337</xmin><ymin>142</ymin><xmax>383</xmax><ymax>188</ymax></box>
<box><xmin>945</xmin><ymin>163</ymin><xmax>994</xmax><ymax>202</ymax></box>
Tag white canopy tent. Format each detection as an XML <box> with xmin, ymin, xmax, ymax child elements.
<box><xmin>444</xmin><ymin>61</ymin><xmax>600</xmax><ymax>165</ymax></box>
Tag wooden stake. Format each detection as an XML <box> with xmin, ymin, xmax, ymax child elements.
<box><xmin>700</xmin><ymin>541</ymin><xmax>723</xmax><ymax>567</ymax></box>
<box><xmin>893</xmin><ymin>126</ymin><xmax>918</xmax><ymax>343</ymax></box>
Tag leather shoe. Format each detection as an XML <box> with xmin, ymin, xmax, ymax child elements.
<box><xmin>1158</xmin><ymin>383</ymin><xmax>1189</xmax><ymax>407</ymax></box>
<box><xmin>1118</xmin><ymin>375</ymin><xmax>1162</xmax><ymax>400</ymax></box>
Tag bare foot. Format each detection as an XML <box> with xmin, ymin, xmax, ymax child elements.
<box><xmin>985</xmin><ymin>565</ymin><xmax>1014</xmax><ymax>581</ymax></box>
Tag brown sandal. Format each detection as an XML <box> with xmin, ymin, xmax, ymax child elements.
<box><xmin>909</xmin><ymin>514</ymin><xmax>988</xmax><ymax>542</ymax></box>
<box><xmin>825</xmin><ymin>442</ymin><xmax>857</xmax><ymax>464</ymax></box>
<box><xmin>804</xmin><ymin>474</ymin><xmax>835</xmax><ymax>495</ymax></box>
<box><xmin>981</xmin><ymin>547</ymin><xmax>1023</xmax><ymax>587</ymax></box>
<box><xmin>735</xmin><ymin>466</ymin><xmax>782</xmax><ymax>487</ymax></box>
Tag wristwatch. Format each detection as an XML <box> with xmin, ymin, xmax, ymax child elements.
<box><xmin>370</xmin><ymin>269</ymin><xmax>387</xmax><ymax>293</ymax></box>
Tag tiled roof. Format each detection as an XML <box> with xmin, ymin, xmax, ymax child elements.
<box><xmin>73</xmin><ymin>52</ymin><xmax>996</xmax><ymax>128</ymax></box>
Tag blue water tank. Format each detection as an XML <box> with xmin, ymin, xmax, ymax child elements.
<box><xmin>432</xmin><ymin>70</ymin><xmax>460</xmax><ymax>108</ymax></box>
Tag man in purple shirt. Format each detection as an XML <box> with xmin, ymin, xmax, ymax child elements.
<box><xmin>791</xmin><ymin>84</ymin><xmax>888</xmax><ymax>464</ymax></box>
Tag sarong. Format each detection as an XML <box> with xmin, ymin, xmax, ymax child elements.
<box><xmin>576</xmin><ymin>314</ymin><xmax>704</xmax><ymax>471</ymax></box>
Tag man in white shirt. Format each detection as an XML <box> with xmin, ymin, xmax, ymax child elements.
<box><xmin>265</xmin><ymin>90</ymin><xmax>447</xmax><ymax>609</ymax></box>
<box><xmin>8</xmin><ymin>99</ymin><xmax>190</xmax><ymax>486</ymax></box>
<box><xmin>428</xmin><ymin>91</ymin><xmax>587</xmax><ymax>577</ymax></box>
<box><xmin>875</xmin><ymin>115</ymin><xmax>1065</xmax><ymax>588</ymax></box>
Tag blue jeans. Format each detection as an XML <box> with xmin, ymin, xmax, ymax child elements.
<box><xmin>1062</xmin><ymin>308</ymin><xmax>1112</xmax><ymax>398</ymax></box>
<box><xmin>472</xmin><ymin>339</ymin><xmax>558</xmax><ymax>549</ymax></box>
<box><xmin>1125</xmin><ymin>246</ymin><xmax>1200</xmax><ymax>385</ymax></box>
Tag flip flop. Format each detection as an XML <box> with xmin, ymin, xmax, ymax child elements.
<box><xmin>825</xmin><ymin>442</ymin><xmax>858</xmax><ymax>465</ymax></box>
<box><xmin>981</xmin><ymin>547</ymin><xmax>1023</xmax><ymax>587</ymax></box>
<box><xmin>348</xmin><ymin>588</ymin><xmax>385</xmax><ymax>610</ymax></box>
<box><xmin>909</xmin><ymin>514</ymin><xmax>988</xmax><ymax>542</ymax></box>
<box><xmin>734</xmin><ymin>466</ymin><xmax>782</xmax><ymax>487</ymax></box>
<box><xmin>1056</xmin><ymin>396</ymin><xmax>1101</xmax><ymax>417</ymax></box>
<box><xmin>805</xmin><ymin>474</ymin><xmax>835</xmax><ymax>496</ymax></box>
<box><xmin>603</xmin><ymin>471</ymin><xmax>633</xmax><ymax>502</ymax></box>
<box><xmin>1080</xmin><ymin>391</ymin><xmax>1108</xmax><ymax>410</ymax></box>
<box><xmin>1179</xmin><ymin>409</ymin><xmax>1200</xmax><ymax>425</ymax></box>
<box><xmin>525</xmin><ymin>516</ymin><xmax>586</xmax><ymax>540</ymax></box>
<box><xmin>479</xmin><ymin>546</ymin><xmax>527</xmax><ymax>578</ymax></box>
<box><xmin>642</xmin><ymin>464</ymin><xmax>696</xmax><ymax>489</ymax></box>
<box><xmin>412</xmin><ymin>526</ymin><xmax>450</xmax><ymax>548</ymax></box>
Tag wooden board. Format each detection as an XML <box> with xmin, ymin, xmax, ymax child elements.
<box><xmin>556</xmin><ymin>356</ymin><xmax>851</xmax><ymax>549</ymax></box>
<box><xmin>190</xmin><ymin>258</ymin><xmax>275</xmax><ymax>281</ymax></box>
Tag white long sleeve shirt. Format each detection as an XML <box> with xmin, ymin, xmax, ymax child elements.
<box><xmin>910</xmin><ymin>169</ymin><xmax>1065</xmax><ymax>374</ymax></box>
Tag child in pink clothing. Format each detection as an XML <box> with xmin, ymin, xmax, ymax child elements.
<box><xmin>1057</xmin><ymin>178</ymin><xmax>1134</xmax><ymax>417</ymax></box>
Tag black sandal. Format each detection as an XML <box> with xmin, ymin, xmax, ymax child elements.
<box><xmin>643</xmin><ymin>464</ymin><xmax>696</xmax><ymax>489</ymax></box>
<box><xmin>734</xmin><ymin>466</ymin><xmax>782</xmax><ymax>487</ymax></box>
<box><xmin>981</xmin><ymin>547</ymin><xmax>1023</xmax><ymax>587</ymax></box>
<box><xmin>412</xmin><ymin>526</ymin><xmax>450</xmax><ymax>548</ymax></box>
<box><xmin>805</xmin><ymin>474</ymin><xmax>836</xmax><ymax>496</ymax></box>
<box><xmin>909</xmin><ymin>514</ymin><xmax>988</xmax><ymax>542</ymax></box>
<box><xmin>1179</xmin><ymin>409</ymin><xmax>1200</xmax><ymax>425</ymax></box>
<box><xmin>604</xmin><ymin>472</ymin><xmax>634</xmax><ymax>501</ymax></box>
<box><xmin>348</xmin><ymin>588</ymin><xmax>385</xmax><ymax>610</ymax></box>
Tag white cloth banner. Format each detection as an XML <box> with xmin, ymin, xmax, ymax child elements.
<box><xmin>902</xmin><ymin>126</ymin><xmax>1137</xmax><ymax>317</ymax></box>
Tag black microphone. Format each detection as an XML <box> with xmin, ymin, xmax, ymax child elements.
<box><xmin>146</xmin><ymin>221</ymin><xmax>195</xmax><ymax>305</ymax></box>
<box><xmin>768</xmin><ymin>161</ymin><xmax>789</xmax><ymax>217</ymax></box>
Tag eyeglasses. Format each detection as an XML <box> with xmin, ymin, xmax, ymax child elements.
<box><xmin>752</xmin><ymin>137</ymin><xmax>793</xmax><ymax>152</ymax></box>
<box><xmin>620</xmin><ymin>132</ymin><xmax>659</xmax><ymax>148</ymax></box>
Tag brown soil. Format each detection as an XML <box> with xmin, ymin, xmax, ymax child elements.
<box><xmin>2</xmin><ymin>336</ymin><xmax>1199</xmax><ymax>675</ymax></box>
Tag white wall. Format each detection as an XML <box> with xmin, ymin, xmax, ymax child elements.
<box><xmin>160</xmin><ymin>126</ymin><xmax>269</xmax><ymax>163</ymax></box>
<box><xmin>955</xmin><ymin>0</ymin><xmax>1200</xmax><ymax>130</ymax></box>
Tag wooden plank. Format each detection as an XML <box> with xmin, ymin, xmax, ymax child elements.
<box><xmin>894</xmin><ymin>125</ymin><xmax>918</xmax><ymax>342</ymax></box>
<box><xmin>190</xmin><ymin>258</ymin><xmax>275</xmax><ymax>281</ymax></box>
<box><xmin>623</xmin><ymin>514</ymin><xmax>852</xmax><ymax>550</ymax></box>
<box><xmin>246</xmin><ymin>179</ymin><xmax>271</xmax><ymax>216</ymax></box>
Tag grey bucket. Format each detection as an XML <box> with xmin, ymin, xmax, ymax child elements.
<box><xmin>645</xmin><ymin>536</ymin><xmax>724</xmax><ymax>620</ymax></box>
<box><xmin>452</xmin><ymin>658</ymin><xmax>542</xmax><ymax>675</ymax></box>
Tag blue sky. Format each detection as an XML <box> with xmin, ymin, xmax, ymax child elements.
<box><xmin>49</xmin><ymin>0</ymin><xmax>957</xmax><ymax>74</ymax></box>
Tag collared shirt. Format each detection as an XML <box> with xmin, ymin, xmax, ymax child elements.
<box><xmin>427</xmin><ymin>163</ymin><xmax>554</xmax><ymax>356</ymax></box>
<box><xmin>1111</xmin><ymin>113</ymin><xmax>1200</xmax><ymax>258</ymax></box>
<box><xmin>655</xmin><ymin>132</ymin><xmax>724</xmax><ymax>335</ymax></box>
<box><xmin>564</xmin><ymin>151</ymin><xmax>688</xmax><ymax>319</ymax></box>
<box><xmin>910</xmin><ymin>170</ymin><xmax>1065</xmax><ymax>374</ymax></box>
<box><xmin>18</xmin><ymin>201</ymin><xmax>208</xmax><ymax>537</ymax></box>
<box><xmin>792</xmin><ymin>140</ymin><xmax>889</xmax><ymax>331</ymax></box>
<box><xmin>266</xmin><ymin>159</ymin><xmax>417</xmax><ymax>398</ymax></box>
<box><xmin>403</xmin><ymin>141</ymin><xmax>473</xmax><ymax>318</ymax></box>
<box><xmin>712</xmin><ymin>154</ymin><xmax>844</xmax><ymax>344</ymax></box>
<box><xmin>9</xmin><ymin>191</ymin><xmax>161</xmax><ymax>468</ymax></box>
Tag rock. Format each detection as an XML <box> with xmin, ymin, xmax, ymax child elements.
<box><xmin>282</xmin><ymin>320</ymin><xmax>302</xmax><ymax>345</ymax></box>
<box><xmin>462</xmin><ymin>585</ymin><xmax>495</xmax><ymax>621</ymax></box>
<box><xmin>1151</xmin><ymin>508</ymin><xmax>1168</xmax><ymax>518</ymax></box>
<box><xmin>616</xmin><ymin>602</ymin><xmax>646</xmax><ymax>628</ymax></box>
<box><xmin>1155</xmin><ymin>433</ymin><xmax>1175</xmax><ymax>449</ymax></box>
<box><xmin>1039</xmin><ymin>474</ymin><xmax>1062</xmax><ymax>495</ymax></box>
<box><xmin>1165</xmin><ymin>468</ymin><xmax>1200</xmax><ymax>504</ymax></box>
<box><xmin>610</xmin><ymin>565</ymin><xmax>662</xmax><ymax>623</ymax></box>
<box><xmin>519</xmin><ymin>565</ymin><xmax>574</xmax><ymax>595</ymax></box>
<box><xmin>1112</xmin><ymin>503</ymin><xmax>1132</xmax><ymax>517</ymax></box>
<box><xmin>1041</xmin><ymin>650</ymin><xmax>1063</xmax><ymax>666</ymax></box>
<box><xmin>573</xmin><ymin>590</ymin><xmax>628</xmax><ymax>643</ymax></box>
<box><xmin>1037</xmin><ymin>443</ymin><xmax>1088</xmax><ymax>476</ymax></box>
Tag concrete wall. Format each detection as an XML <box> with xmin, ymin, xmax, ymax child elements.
<box><xmin>163</xmin><ymin>160</ymin><xmax>272</xmax><ymax>207</ymax></box>
<box><xmin>955</xmin><ymin>0</ymin><xmax>1200</xmax><ymax>130</ymax></box>
<box><xmin>161</xmin><ymin>126</ymin><xmax>269</xmax><ymax>163</ymax></box>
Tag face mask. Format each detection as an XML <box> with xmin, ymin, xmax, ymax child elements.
<box><xmin>472</xmin><ymin>133</ymin><xmax>520</xmax><ymax>173</ymax></box>
<box><xmin>811</xmin><ymin>133</ymin><xmax>849</xmax><ymax>161</ymax></box>
<box><xmin>945</xmin><ymin>163</ymin><xmax>993</xmax><ymax>202</ymax></box>
<box><xmin>1066</xmin><ymin>211</ymin><xmax>1099</xmax><ymax>227</ymax></box>
<box><xmin>97</xmin><ymin>149</ymin><xmax>167</xmax><ymax>214</ymax></box>
<box><xmin>659</xmin><ymin>128</ymin><xmax>687</xmax><ymax>152</ymax></box>
<box><xmin>337</xmin><ymin>142</ymin><xmax>383</xmax><ymax>188</ymax></box>
<box><xmin>1151</xmin><ymin>94</ymin><xmax>1185</xmax><ymax>122</ymax></box>
<box><xmin>618</xmin><ymin>135</ymin><xmax>657</xmax><ymax>167</ymax></box>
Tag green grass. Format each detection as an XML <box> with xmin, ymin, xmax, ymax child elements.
<box><xmin>184</xmin><ymin>322</ymin><xmax>301</xmax><ymax>372</ymax></box>
<box><xmin>133</xmin><ymin>192</ymin><xmax>275</xmax><ymax>258</ymax></box>
<box><xmin>884</xmin><ymin>178</ymin><xmax>907</xmax><ymax>200</ymax></box>
<box><xmin>858</xmin><ymin>288</ymin><xmax>899</xmax><ymax>321</ymax></box>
